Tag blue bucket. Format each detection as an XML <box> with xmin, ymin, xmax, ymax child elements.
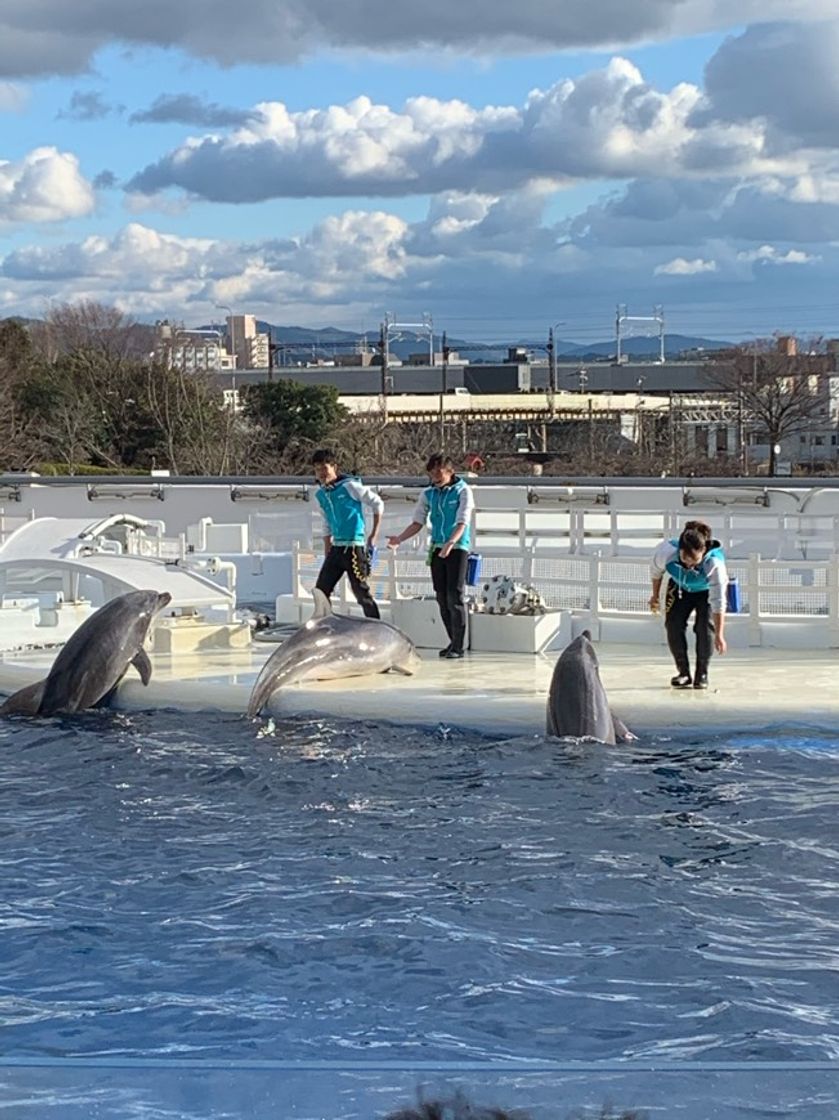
<box><xmin>466</xmin><ymin>552</ymin><xmax>482</xmax><ymax>586</ymax></box>
<box><xmin>726</xmin><ymin>576</ymin><xmax>741</xmax><ymax>614</ymax></box>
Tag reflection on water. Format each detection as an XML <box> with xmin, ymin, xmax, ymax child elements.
<box><xmin>1</xmin><ymin>711</ymin><xmax>838</xmax><ymax>1116</ymax></box>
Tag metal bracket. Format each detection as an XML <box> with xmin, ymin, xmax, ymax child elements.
<box><xmin>87</xmin><ymin>484</ymin><xmax>165</xmax><ymax>502</ymax></box>
<box><xmin>230</xmin><ymin>485</ymin><xmax>310</xmax><ymax>502</ymax></box>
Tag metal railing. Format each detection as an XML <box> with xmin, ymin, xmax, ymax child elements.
<box><xmin>286</xmin><ymin>543</ymin><xmax>839</xmax><ymax>648</ymax></box>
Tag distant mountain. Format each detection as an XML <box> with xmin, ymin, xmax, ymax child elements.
<box><xmin>550</xmin><ymin>333</ymin><xmax>733</xmax><ymax>360</ymax></box>
<box><xmin>249</xmin><ymin>323</ymin><xmax>733</xmax><ymax>364</ymax></box>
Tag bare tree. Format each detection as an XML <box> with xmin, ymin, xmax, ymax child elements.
<box><xmin>32</xmin><ymin>301</ymin><xmax>152</xmax><ymax>364</ymax></box>
<box><xmin>703</xmin><ymin>341</ymin><xmax>830</xmax><ymax>477</ymax></box>
<box><xmin>144</xmin><ymin>362</ymin><xmax>255</xmax><ymax>475</ymax></box>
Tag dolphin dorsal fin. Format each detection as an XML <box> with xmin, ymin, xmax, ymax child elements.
<box><xmin>311</xmin><ymin>588</ymin><xmax>333</xmax><ymax>620</ymax></box>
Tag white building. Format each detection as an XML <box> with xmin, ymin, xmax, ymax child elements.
<box><xmin>155</xmin><ymin>321</ymin><xmax>236</xmax><ymax>371</ymax></box>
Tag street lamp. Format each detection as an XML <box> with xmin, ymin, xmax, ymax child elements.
<box><xmin>216</xmin><ymin>303</ymin><xmax>236</xmax><ymax>370</ymax></box>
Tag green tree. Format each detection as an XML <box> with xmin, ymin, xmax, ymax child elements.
<box><xmin>0</xmin><ymin>318</ymin><xmax>33</xmax><ymax>372</ymax></box>
<box><xmin>242</xmin><ymin>380</ymin><xmax>347</xmax><ymax>450</ymax></box>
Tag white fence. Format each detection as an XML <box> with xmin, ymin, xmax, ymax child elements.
<box><xmin>6</xmin><ymin>481</ymin><xmax>839</xmax><ymax>561</ymax></box>
<box><xmin>286</xmin><ymin>543</ymin><xmax>839</xmax><ymax>650</ymax></box>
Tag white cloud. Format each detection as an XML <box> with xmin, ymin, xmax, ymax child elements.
<box><xmin>0</xmin><ymin>147</ymin><xmax>95</xmax><ymax>224</ymax></box>
<box><xmin>568</xmin><ymin>176</ymin><xmax>839</xmax><ymax>247</ymax></box>
<box><xmin>126</xmin><ymin>61</ymin><xmax>788</xmax><ymax>203</ymax></box>
<box><xmin>736</xmin><ymin>245</ymin><xmax>818</xmax><ymax>265</ymax></box>
<box><xmin>2</xmin><ymin>183</ymin><xmax>837</xmax><ymax>332</ymax></box>
<box><xmin>654</xmin><ymin>256</ymin><xmax>717</xmax><ymax>275</ymax></box>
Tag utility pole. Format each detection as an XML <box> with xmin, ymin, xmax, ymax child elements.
<box><xmin>547</xmin><ymin>327</ymin><xmax>556</xmax><ymax>419</ymax></box>
<box><xmin>379</xmin><ymin>321</ymin><xmax>389</xmax><ymax>424</ymax></box>
<box><xmin>439</xmin><ymin>330</ymin><xmax>449</xmax><ymax>446</ymax></box>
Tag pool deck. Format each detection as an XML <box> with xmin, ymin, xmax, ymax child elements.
<box><xmin>1</xmin><ymin>642</ymin><xmax>837</xmax><ymax>736</ymax></box>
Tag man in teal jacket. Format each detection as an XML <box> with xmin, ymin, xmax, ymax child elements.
<box><xmin>312</xmin><ymin>448</ymin><xmax>383</xmax><ymax>619</ymax></box>
<box><xmin>388</xmin><ymin>453</ymin><xmax>475</xmax><ymax>659</ymax></box>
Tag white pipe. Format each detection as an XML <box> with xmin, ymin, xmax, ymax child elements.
<box><xmin>205</xmin><ymin>556</ymin><xmax>236</xmax><ymax>594</ymax></box>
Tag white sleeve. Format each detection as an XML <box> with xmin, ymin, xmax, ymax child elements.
<box><xmin>411</xmin><ymin>492</ymin><xmax>429</xmax><ymax>525</ymax></box>
<box><xmin>706</xmin><ymin>556</ymin><xmax>728</xmax><ymax>614</ymax></box>
<box><xmin>650</xmin><ymin>540</ymin><xmax>676</xmax><ymax>579</ymax></box>
<box><xmin>343</xmin><ymin>478</ymin><xmax>384</xmax><ymax>515</ymax></box>
<box><xmin>456</xmin><ymin>484</ymin><xmax>475</xmax><ymax>525</ymax></box>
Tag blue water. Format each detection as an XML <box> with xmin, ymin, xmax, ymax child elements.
<box><xmin>1</xmin><ymin>712</ymin><xmax>839</xmax><ymax>1117</ymax></box>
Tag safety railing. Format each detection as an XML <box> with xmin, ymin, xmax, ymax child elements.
<box><xmin>286</xmin><ymin>543</ymin><xmax>839</xmax><ymax>648</ymax></box>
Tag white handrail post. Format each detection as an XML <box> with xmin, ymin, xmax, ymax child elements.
<box><xmin>522</xmin><ymin>543</ymin><xmax>534</xmax><ymax>586</ymax></box>
<box><xmin>748</xmin><ymin>552</ymin><xmax>761</xmax><ymax>647</ymax></box>
<box><xmin>386</xmin><ymin>546</ymin><xmax>398</xmax><ymax>603</ymax></box>
<box><xmin>828</xmin><ymin>552</ymin><xmax>839</xmax><ymax>648</ymax></box>
<box><xmin>588</xmin><ymin>553</ymin><xmax>601</xmax><ymax>637</ymax></box>
<box><xmin>570</xmin><ymin>509</ymin><xmax>582</xmax><ymax>554</ymax></box>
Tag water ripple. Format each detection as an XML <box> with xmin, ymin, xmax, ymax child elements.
<box><xmin>0</xmin><ymin>713</ymin><xmax>837</xmax><ymax>1073</ymax></box>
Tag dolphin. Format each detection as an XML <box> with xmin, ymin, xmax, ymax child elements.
<box><xmin>546</xmin><ymin>630</ymin><xmax>634</xmax><ymax>744</ymax></box>
<box><xmin>247</xmin><ymin>589</ymin><xmax>419</xmax><ymax>718</ymax></box>
<box><xmin>0</xmin><ymin>589</ymin><xmax>171</xmax><ymax>716</ymax></box>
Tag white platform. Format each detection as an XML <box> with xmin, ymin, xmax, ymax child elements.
<box><xmin>469</xmin><ymin>611</ymin><xmax>570</xmax><ymax>653</ymax></box>
<box><xmin>3</xmin><ymin>643</ymin><xmax>839</xmax><ymax>738</ymax></box>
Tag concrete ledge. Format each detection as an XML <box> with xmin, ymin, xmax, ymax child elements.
<box><xmin>2</xmin><ymin>643</ymin><xmax>838</xmax><ymax>739</ymax></box>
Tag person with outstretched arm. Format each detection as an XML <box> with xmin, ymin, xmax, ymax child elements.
<box><xmin>387</xmin><ymin>453</ymin><xmax>474</xmax><ymax>659</ymax></box>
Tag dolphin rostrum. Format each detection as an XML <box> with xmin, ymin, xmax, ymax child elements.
<box><xmin>546</xmin><ymin>630</ymin><xmax>634</xmax><ymax>743</ymax></box>
<box><xmin>247</xmin><ymin>589</ymin><xmax>419</xmax><ymax>718</ymax></box>
<box><xmin>0</xmin><ymin>589</ymin><xmax>171</xmax><ymax>716</ymax></box>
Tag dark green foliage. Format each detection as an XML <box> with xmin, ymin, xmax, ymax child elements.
<box><xmin>242</xmin><ymin>380</ymin><xmax>347</xmax><ymax>448</ymax></box>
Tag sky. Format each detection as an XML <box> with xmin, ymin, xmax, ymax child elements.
<box><xmin>2</xmin><ymin>1</ymin><xmax>839</xmax><ymax>344</ymax></box>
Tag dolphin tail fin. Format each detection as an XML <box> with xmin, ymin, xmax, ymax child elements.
<box><xmin>0</xmin><ymin>679</ymin><xmax>46</xmax><ymax>716</ymax></box>
<box><xmin>311</xmin><ymin>589</ymin><xmax>332</xmax><ymax>620</ymax></box>
<box><xmin>131</xmin><ymin>649</ymin><xmax>153</xmax><ymax>686</ymax></box>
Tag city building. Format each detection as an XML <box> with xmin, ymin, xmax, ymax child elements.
<box><xmin>224</xmin><ymin>314</ymin><xmax>270</xmax><ymax>370</ymax></box>
<box><xmin>154</xmin><ymin>321</ymin><xmax>235</xmax><ymax>371</ymax></box>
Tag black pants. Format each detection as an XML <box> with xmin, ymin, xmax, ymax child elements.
<box><xmin>430</xmin><ymin>548</ymin><xmax>468</xmax><ymax>652</ymax></box>
<box><xmin>315</xmin><ymin>546</ymin><xmax>380</xmax><ymax>619</ymax></box>
<box><xmin>665</xmin><ymin>581</ymin><xmax>713</xmax><ymax>677</ymax></box>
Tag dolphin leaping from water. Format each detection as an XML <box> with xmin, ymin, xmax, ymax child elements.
<box><xmin>0</xmin><ymin>589</ymin><xmax>171</xmax><ymax>716</ymax></box>
<box><xmin>546</xmin><ymin>630</ymin><xmax>635</xmax><ymax>744</ymax></box>
<box><xmin>247</xmin><ymin>589</ymin><xmax>419</xmax><ymax>718</ymax></box>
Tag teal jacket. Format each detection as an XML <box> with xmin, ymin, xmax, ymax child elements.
<box><xmin>651</xmin><ymin>537</ymin><xmax>728</xmax><ymax>612</ymax></box>
<box><xmin>316</xmin><ymin>475</ymin><xmax>383</xmax><ymax>547</ymax></box>
<box><xmin>413</xmin><ymin>476</ymin><xmax>474</xmax><ymax>551</ymax></box>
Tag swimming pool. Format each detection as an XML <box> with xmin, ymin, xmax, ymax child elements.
<box><xmin>1</xmin><ymin>712</ymin><xmax>838</xmax><ymax>1117</ymax></box>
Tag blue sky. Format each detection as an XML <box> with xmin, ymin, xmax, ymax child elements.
<box><xmin>1</xmin><ymin>2</ymin><xmax>838</xmax><ymax>343</ymax></box>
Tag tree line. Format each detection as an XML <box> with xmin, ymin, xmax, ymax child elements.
<box><xmin>0</xmin><ymin>303</ymin><xmax>832</xmax><ymax>478</ymax></box>
<box><xmin>0</xmin><ymin>303</ymin><xmax>356</xmax><ymax>475</ymax></box>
